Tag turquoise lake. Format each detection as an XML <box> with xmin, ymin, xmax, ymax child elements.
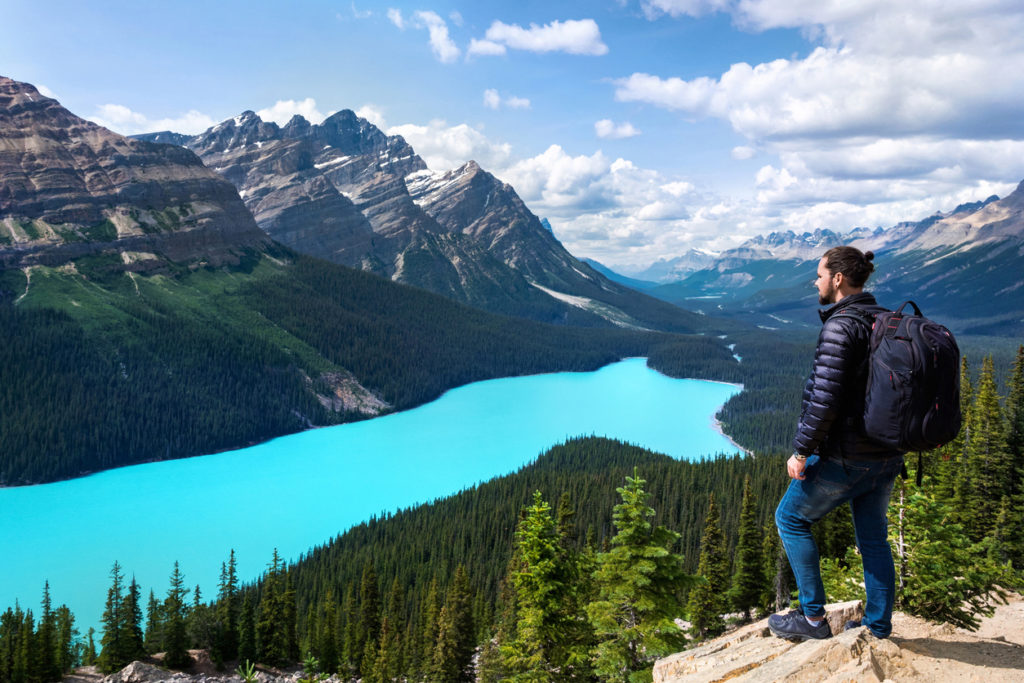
<box><xmin>0</xmin><ymin>358</ymin><xmax>741</xmax><ymax>631</ymax></box>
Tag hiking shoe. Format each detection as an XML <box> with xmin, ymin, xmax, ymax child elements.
<box><xmin>844</xmin><ymin>619</ymin><xmax>862</xmax><ymax>632</ymax></box>
<box><xmin>767</xmin><ymin>610</ymin><xmax>832</xmax><ymax>641</ymax></box>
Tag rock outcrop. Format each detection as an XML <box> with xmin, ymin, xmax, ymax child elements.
<box><xmin>0</xmin><ymin>76</ymin><xmax>269</xmax><ymax>270</ymax></box>
<box><xmin>654</xmin><ymin>596</ymin><xmax>1024</xmax><ymax>682</ymax></box>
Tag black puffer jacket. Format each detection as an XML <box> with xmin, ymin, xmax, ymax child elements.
<box><xmin>793</xmin><ymin>292</ymin><xmax>899</xmax><ymax>460</ymax></box>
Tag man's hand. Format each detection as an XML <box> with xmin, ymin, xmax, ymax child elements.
<box><xmin>788</xmin><ymin>454</ymin><xmax>807</xmax><ymax>480</ymax></box>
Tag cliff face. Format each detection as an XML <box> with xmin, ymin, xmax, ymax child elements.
<box><xmin>654</xmin><ymin>596</ymin><xmax>1024</xmax><ymax>682</ymax></box>
<box><xmin>0</xmin><ymin>76</ymin><xmax>268</xmax><ymax>270</ymax></box>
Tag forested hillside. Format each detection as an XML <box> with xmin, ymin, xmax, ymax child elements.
<box><xmin>1</xmin><ymin>248</ymin><xmax>718</xmax><ymax>485</ymax></box>
<box><xmin>7</xmin><ymin>346</ymin><xmax>1020</xmax><ymax>683</ymax></box>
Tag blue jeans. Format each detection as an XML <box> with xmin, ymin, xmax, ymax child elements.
<box><xmin>775</xmin><ymin>454</ymin><xmax>903</xmax><ymax>638</ymax></box>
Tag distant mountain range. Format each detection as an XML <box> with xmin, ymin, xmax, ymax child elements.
<box><xmin>617</xmin><ymin>191</ymin><xmax>1024</xmax><ymax>335</ymax></box>
<box><xmin>134</xmin><ymin>112</ymin><xmax>703</xmax><ymax>332</ymax></box>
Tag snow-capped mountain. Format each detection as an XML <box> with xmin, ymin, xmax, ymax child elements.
<box><xmin>136</xmin><ymin>111</ymin><xmax>706</xmax><ymax>332</ymax></box>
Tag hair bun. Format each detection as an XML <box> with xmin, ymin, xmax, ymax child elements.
<box><xmin>865</xmin><ymin>250</ymin><xmax>875</xmax><ymax>261</ymax></box>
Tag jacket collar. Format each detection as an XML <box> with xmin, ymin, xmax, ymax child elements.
<box><xmin>819</xmin><ymin>291</ymin><xmax>877</xmax><ymax>323</ymax></box>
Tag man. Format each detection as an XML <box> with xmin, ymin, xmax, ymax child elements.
<box><xmin>768</xmin><ymin>246</ymin><xmax>904</xmax><ymax>642</ymax></box>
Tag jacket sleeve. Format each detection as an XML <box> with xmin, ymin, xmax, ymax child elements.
<box><xmin>792</xmin><ymin>317</ymin><xmax>862</xmax><ymax>456</ymax></box>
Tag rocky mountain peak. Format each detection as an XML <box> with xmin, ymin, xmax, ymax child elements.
<box><xmin>0</xmin><ymin>75</ymin><xmax>267</xmax><ymax>269</ymax></box>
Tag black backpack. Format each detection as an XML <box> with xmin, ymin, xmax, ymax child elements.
<box><xmin>835</xmin><ymin>301</ymin><xmax>962</xmax><ymax>452</ymax></box>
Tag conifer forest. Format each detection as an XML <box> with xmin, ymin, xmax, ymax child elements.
<box><xmin>2</xmin><ymin>348</ymin><xmax>1022</xmax><ymax>683</ymax></box>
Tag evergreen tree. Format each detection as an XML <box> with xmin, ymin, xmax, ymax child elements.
<box><xmin>950</xmin><ymin>357</ymin><xmax>975</xmax><ymax>517</ymax></box>
<box><xmin>356</xmin><ymin>563</ymin><xmax>381</xmax><ymax>677</ymax></box>
<box><xmin>237</xmin><ymin>593</ymin><xmax>256</xmax><ymax>667</ymax></box>
<box><xmin>966</xmin><ymin>357</ymin><xmax>1012</xmax><ymax>539</ymax></box>
<box><xmin>430</xmin><ymin>566</ymin><xmax>474</xmax><ymax>683</ymax></box>
<box><xmin>163</xmin><ymin>562</ymin><xmax>191</xmax><ymax>670</ymax></box>
<box><xmin>144</xmin><ymin>590</ymin><xmax>163</xmax><ymax>655</ymax></box>
<box><xmin>586</xmin><ymin>469</ymin><xmax>696</xmax><ymax>683</ymax></box>
<box><xmin>340</xmin><ymin>584</ymin><xmax>358</xmax><ymax>677</ymax></box>
<box><xmin>122</xmin><ymin>579</ymin><xmax>146</xmax><ymax>665</ymax></box>
<box><xmin>55</xmin><ymin>605</ymin><xmax>77</xmax><ymax>676</ymax></box>
<box><xmin>686</xmin><ymin>494</ymin><xmax>728</xmax><ymax>638</ymax></box>
<box><xmin>501</xmin><ymin>491</ymin><xmax>591</xmax><ymax>682</ymax></box>
<box><xmin>1004</xmin><ymin>346</ymin><xmax>1024</xmax><ymax>567</ymax></box>
<box><xmin>760</xmin><ymin>520</ymin><xmax>789</xmax><ymax>614</ymax></box>
<box><xmin>256</xmin><ymin>550</ymin><xmax>289</xmax><ymax>667</ymax></box>
<box><xmin>215</xmin><ymin>550</ymin><xmax>240</xmax><ymax>663</ymax></box>
<box><xmin>98</xmin><ymin>562</ymin><xmax>125</xmax><ymax>674</ymax></box>
<box><xmin>890</xmin><ymin>478</ymin><xmax>1010</xmax><ymax>629</ymax></box>
<box><xmin>316</xmin><ymin>591</ymin><xmax>339</xmax><ymax>676</ymax></box>
<box><xmin>16</xmin><ymin>610</ymin><xmax>34</xmax><ymax>683</ymax></box>
<box><xmin>35</xmin><ymin>582</ymin><xmax>60</xmax><ymax>683</ymax></box>
<box><xmin>727</xmin><ymin>476</ymin><xmax>764</xmax><ymax>621</ymax></box>
<box><xmin>417</xmin><ymin>576</ymin><xmax>441</xmax><ymax>681</ymax></box>
<box><xmin>83</xmin><ymin>628</ymin><xmax>96</xmax><ymax>667</ymax></box>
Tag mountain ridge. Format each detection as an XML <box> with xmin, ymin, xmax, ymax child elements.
<box><xmin>135</xmin><ymin>110</ymin><xmax>709</xmax><ymax>333</ymax></box>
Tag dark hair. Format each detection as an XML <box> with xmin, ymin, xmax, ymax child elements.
<box><xmin>822</xmin><ymin>246</ymin><xmax>875</xmax><ymax>288</ymax></box>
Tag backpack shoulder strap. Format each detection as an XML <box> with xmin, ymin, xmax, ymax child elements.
<box><xmin>830</xmin><ymin>306</ymin><xmax>876</xmax><ymax>331</ymax></box>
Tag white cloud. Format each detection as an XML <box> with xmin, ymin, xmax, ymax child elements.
<box><xmin>595</xmin><ymin>119</ymin><xmax>641</xmax><ymax>139</ymax></box>
<box><xmin>386</xmin><ymin>8</ymin><xmax>404</xmax><ymax>29</ymax></box>
<box><xmin>385</xmin><ymin>119</ymin><xmax>513</xmax><ymax>171</ymax></box>
<box><xmin>599</xmin><ymin>0</ymin><xmax>1024</xmax><ymax>266</ymax></box>
<box><xmin>413</xmin><ymin>10</ymin><xmax>460</xmax><ymax>63</ymax></box>
<box><xmin>35</xmin><ymin>84</ymin><xmax>57</xmax><ymax>99</ymax></box>
<box><xmin>732</xmin><ymin>145</ymin><xmax>756</xmax><ymax>160</ymax></box>
<box><xmin>449</xmin><ymin>11</ymin><xmax>464</xmax><ymax>27</ymax></box>
<box><xmin>467</xmin><ymin>39</ymin><xmax>507</xmax><ymax>56</ymax></box>
<box><xmin>641</xmin><ymin>0</ymin><xmax>730</xmax><ymax>19</ymax></box>
<box><xmin>256</xmin><ymin>98</ymin><xmax>328</xmax><ymax>126</ymax></box>
<box><xmin>475</xmin><ymin>19</ymin><xmax>608</xmax><ymax>56</ymax></box>
<box><xmin>484</xmin><ymin>89</ymin><xmax>531</xmax><ymax>110</ymax></box>
<box><xmin>355</xmin><ymin>104</ymin><xmax>387</xmax><ymax>128</ymax></box>
<box><xmin>89</xmin><ymin>104</ymin><xmax>217</xmax><ymax>135</ymax></box>
<box><xmin>350</xmin><ymin>2</ymin><xmax>372</xmax><ymax>19</ymax></box>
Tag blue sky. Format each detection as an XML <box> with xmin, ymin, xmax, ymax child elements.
<box><xmin>5</xmin><ymin>0</ymin><xmax>1024</xmax><ymax>270</ymax></box>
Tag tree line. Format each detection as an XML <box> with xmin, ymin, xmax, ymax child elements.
<box><xmin>4</xmin><ymin>345</ymin><xmax>1019</xmax><ymax>682</ymax></box>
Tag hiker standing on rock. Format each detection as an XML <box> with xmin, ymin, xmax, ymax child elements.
<box><xmin>768</xmin><ymin>246</ymin><xmax>904</xmax><ymax>642</ymax></box>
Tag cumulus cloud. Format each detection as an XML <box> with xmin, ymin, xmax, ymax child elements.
<box><xmin>256</xmin><ymin>98</ymin><xmax>328</xmax><ymax>126</ymax></box>
<box><xmin>603</xmin><ymin>0</ymin><xmax>1024</xmax><ymax>265</ymax></box>
<box><xmin>386</xmin><ymin>119</ymin><xmax>513</xmax><ymax>171</ymax></box>
<box><xmin>386</xmin><ymin>7</ymin><xmax>404</xmax><ymax>29</ymax></box>
<box><xmin>641</xmin><ymin>0</ymin><xmax>730</xmax><ymax>20</ymax></box>
<box><xmin>732</xmin><ymin>145</ymin><xmax>756</xmax><ymax>160</ymax></box>
<box><xmin>467</xmin><ymin>39</ymin><xmax>508</xmax><ymax>56</ymax></box>
<box><xmin>595</xmin><ymin>119</ymin><xmax>641</xmax><ymax>139</ymax></box>
<box><xmin>89</xmin><ymin>104</ymin><xmax>217</xmax><ymax>135</ymax></box>
<box><xmin>413</xmin><ymin>10</ymin><xmax>460</xmax><ymax>63</ymax></box>
<box><xmin>483</xmin><ymin>89</ymin><xmax>531</xmax><ymax>110</ymax></box>
<box><xmin>473</xmin><ymin>19</ymin><xmax>608</xmax><ymax>56</ymax></box>
<box><xmin>355</xmin><ymin>104</ymin><xmax>387</xmax><ymax>128</ymax></box>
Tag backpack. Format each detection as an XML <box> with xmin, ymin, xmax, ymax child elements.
<box><xmin>835</xmin><ymin>300</ymin><xmax>962</xmax><ymax>452</ymax></box>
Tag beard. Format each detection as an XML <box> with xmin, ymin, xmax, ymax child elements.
<box><xmin>818</xmin><ymin>283</ymin><xmax>835</xmax><ymax>306</ymax></box>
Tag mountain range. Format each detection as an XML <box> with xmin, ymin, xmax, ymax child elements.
<box><xmin>135</xmin><ymin>112</ymin><xmax>702</xmax><ymax>332</ymax></box>
<box><xmin>1</xmin><ymin>75</ymin><xmax>723</xmax><ymax>485</ymax></box>
<box><xmin>633</xmin><ymin>190</ymin><xmax>1024</xmax><ymax>335</ymax></box>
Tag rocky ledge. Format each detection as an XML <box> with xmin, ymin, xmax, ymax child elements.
<box><xmin>654</xmin><ymin>595</ymin><xmax>1024</xmax><ymax>682</ymax></box>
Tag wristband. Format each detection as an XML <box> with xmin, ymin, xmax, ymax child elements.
<box><xmin>793</xmin><ymin>453</ymin><xmax>807</xmax><ymax>461</ymax></box>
